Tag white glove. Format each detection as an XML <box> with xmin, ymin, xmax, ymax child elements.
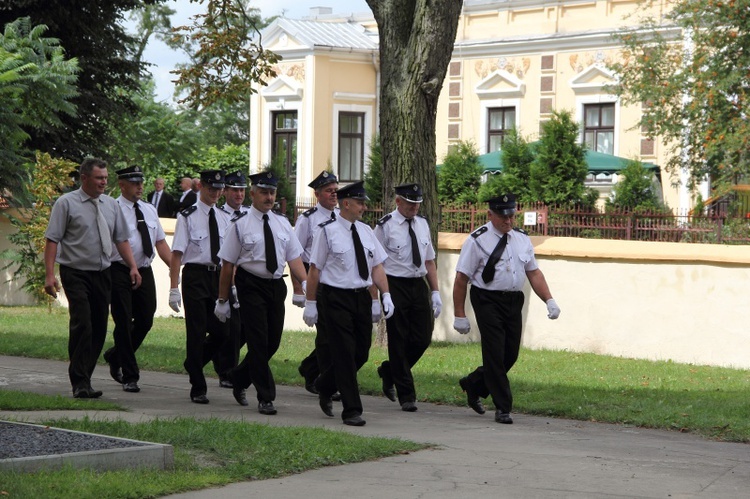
<box><xmin>431</xmin><ymin>290</ymin><xmax>442</xmax><ymax>318</ymax></box>
<box><xmin>292</xmin><ymin>294</ymin><xmax>305</xmax><ymax>308</ymax></box>
<box><xmin>169</xmin><ymin>288</ymin><xmax>181</xmax><ymax>312</ymax></box>
<box><xmin>546</xmin><ymin>298</ymin><xmax>561</xmax><ymax>320</ymax></box>
<box><xmin>214</xmin><ymin>300</ymin><xmax>231</xmax><ymax>323</ymax></box>
<box><xmin>303</xmin><ymin>300</ymin><xmax>318</xmax><ymax>326</ymax></box>
<box><xmin>381</xmin><ymin>292</ymin><xmax>395</xmax><ymax>320</ymax></box>
<box><xmin>453</xmin><ymin>316</ymin><xmax>471</xmax><ymax>334</ymax></box>
<box><xmin>231</xmin><ymin>285</ymin><xmax>240</xmax><ymax>309</ymax></box>
<box><xmin>371</xmin><ymin>299</ymin><xmax>382</xmax><ymax>323</ymax></box>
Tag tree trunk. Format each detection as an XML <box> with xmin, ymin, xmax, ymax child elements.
<box><xmin>367</xmin><ymin>0</ymin><xmax>463</xmax><ymax>248</ymax></box>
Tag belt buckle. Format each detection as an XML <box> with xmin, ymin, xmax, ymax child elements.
<box><xmin>207</xmin><ymin>264</ymin><xmax>218</xmax><ymax>272</ymax></box>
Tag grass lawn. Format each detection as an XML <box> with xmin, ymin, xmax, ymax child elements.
<box><xmin>1</xmin><ymin>306</ymin><xmax>749</xmax><ymax>443</ymax></box>
<box><xmin>0</xmin><ymin>415</ymin><xmax>426</xmax><ymax>498</ymax></box>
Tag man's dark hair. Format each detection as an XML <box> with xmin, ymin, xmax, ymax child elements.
<box><xmin>79</xmin><ymin>158</ymin><xmax>108</xmax><ymax>176</ymax></box>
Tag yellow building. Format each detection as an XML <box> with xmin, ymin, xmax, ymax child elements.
<box><xmin>251</xmin><ymin>1</ymin><xmax>689</xmax><ymax>210</ymax></box>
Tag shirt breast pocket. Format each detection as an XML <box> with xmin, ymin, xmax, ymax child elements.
<box><xmin>189</xmin><ymin>229</ymin><xmax>209</xmax><ymax>252</ymax></box>
<box><xmin>387</xmin><ymin>233</ymin><xmax>410</xmax><ymax>259</ymax></box>
<box><xmin>241</xmin><ymin>233</ymin><xmax>263</xmax><ymax>257</ymax></box>
<box><xmin>331</xmin><ymin>240</ymin><xmax>353</xmax><ymax>270</ymax></box>
<box><xmin>518</xmin><ymin>248</ymin><xmax>533</xmax><ymax>265</ymax></box>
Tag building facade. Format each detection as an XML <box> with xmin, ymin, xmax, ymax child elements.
<box><xmin>250</xmin><ymin>1</ymin><xmax>687</xmax><ymax>209</ymax></box>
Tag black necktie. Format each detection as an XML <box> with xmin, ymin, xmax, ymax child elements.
<box><xmin>331</xmin><ymin>212</ymin><xmax>336</xmax><ymax>220</ymax></box>
<box><xmin>351</xmin><ymin>223</ymin><xmax>368</xmax><ymax>280</ymax></box>
<box><xmin>407</xmin><ymin>218</ymin><xmax>421</xmax><ymax>268</ymax></box>
<box><xmin>263</xmin><ymin>213</ymin><xmax>278</xmax><ymax>274</ymax></box>
<box><xmin>234</xmin><ymin>210</ymin><xmax>241</xmax><ymax>218</ymax></box>
<box><xmin>481</xmin><ymin>233</ymin><xmax>508</xmax><ymax>283</ymax></box>
<box><xmin>134</xmin><ymin>202</ymin><xmax>153</xmax><ymax>258</ymax></box>
<box><xmin>209</xmin><ymin>207</ymin><xmax>219</xmax><ymax>265</ymax></box>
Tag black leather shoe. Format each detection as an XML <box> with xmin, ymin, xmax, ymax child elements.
<box><xmin>233</xmin><ymin>387</ymin><xmax>248</xmax><ymax>406</ymax></box>
<box><xmin>258</xmin><ymin>401</ymin><xmax>277</xmax><ymax>415</ymax></box>
<box><xmin>122</xmin><ymin>382</ymin><xmax>140</xmax><ymax>393</ymax></box>
<box><xmin>304</xmin><ymin>378</ymin><xmax>319</xmax><ymax>394</ymax></box>
<box><xmin>343</xmin><ymin>415</ymin><xmax>366</xmax><ymax>426</ymax></box>
<box><xmin>219</xmin><ymin>378</ymin><xmax>234</xmax><ymax>389</ymax></box>
<box><xmin>319</xmin><ymin>394</ymin><xmax>334</xmax><ymax>417</ymax></box>
<box><xmin>495</xmin><ymin>411</ymin><xmax>513</xmax><ymax>424</ymax></box>
<box><xmin>331</xmin><ymin>392</ymin><xmax>341</xmax><ymax>402</ymax></box>
<box><xmin>459</xmin><ymin>377</ymin><xmax>485</xmax><ymax>415</ymax></box>
<box><xmin>73</xmin><ymin>387</ymin><xmax>90</xmax><ymax>399</ymax></box>
<box><xmin>191</xmin><ymin>394</ymin><xmax>209</xmax><ymax>404</ymax></box>
<box><xmin>109</xmin><ymin>363</ymin><xmax>123</xmax><ymax>384</ymax></box>
<box><xmin>87</xmin><ymin>386</ymin><xmax>103</xmax><ymax>398</ymax></box>
<box><xmin>401</xmin><ymin>401</ymin><xmax>418</xmax><ymax>412</ymax></box>
<box><xmin>378</xmin><ymin>366</ymin><xmax>396</xmax><ymax>402</ymax></box>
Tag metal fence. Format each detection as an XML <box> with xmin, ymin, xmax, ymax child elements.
<box><xmin>289</xmin><ymin>198</ymin><xmax>750</xmax><ymax>245</ymax></box>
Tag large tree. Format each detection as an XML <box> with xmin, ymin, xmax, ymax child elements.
<box><xmin>367</xmin><ymin>0</ymin><xmax>463</xmax><ymax>238</ymax></box>
<box><xmin>0</xmin><ymin>0</ymin><xmax>153</xmax><ymax>163</ymax></box>
<box><xmin>610</xmin><ymin>0</ymin><xmax>750</xmax><ymax>195</ymax></box>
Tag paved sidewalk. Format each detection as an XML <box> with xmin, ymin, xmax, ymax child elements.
<box><xmin>1</xmin><ymin>355</ymin><xmax>748</xmax><ymax>498</ymax></box>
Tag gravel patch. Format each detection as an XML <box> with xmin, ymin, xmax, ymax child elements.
<box><xmin>0</xmin><ymin>421</ymin><xmax>145</xmax><ymax>459</ymax></box>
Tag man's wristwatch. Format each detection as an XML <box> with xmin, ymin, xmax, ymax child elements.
<box><xmin>217</xmin><ymin>298</ymin><xmax>228</xmax><ymax>304</ymax></box>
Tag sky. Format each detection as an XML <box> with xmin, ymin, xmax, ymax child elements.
<box><xmin>133</xmin><ymin>0</ymin><xmax>371</xmax><ymax>104</ymax></box>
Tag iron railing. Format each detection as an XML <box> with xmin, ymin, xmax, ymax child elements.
<box><xmin>289</xmin><ymin>198</ymin><xmax>750</xmax><ymax>245</ymax></box>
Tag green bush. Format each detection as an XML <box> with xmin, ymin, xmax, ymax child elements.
<box><xmin>438</xmin><ymin>140</ymin><xmax>482</xmax><ymax>205</ymax></box>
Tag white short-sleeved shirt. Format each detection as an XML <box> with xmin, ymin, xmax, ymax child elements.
<box><xmin>374</xmin><ymin>210</ymin><xmax>435</xmax><ymax>278</ymax></box>
<box><xmin>294</xmin><ymin>203</ymin><xmax>340</xmax><ymax>263</ymax></box>
<box><xmin>171</xmin><ymin>200</ymin><xmax>232</xmax><ymax>265</ymax></box>
<box><xmin>455</xmin><ymin>222</ymin><xmax>538</xmax><ymax>291</ymax></box>
<box><xmin>112</xmin><ymin>196</ymin><xmax>166</xmax><ymax>268</ymax></box>
<box><xmin>218</xmin><ymin>205</ymin><xmax>303</xmax><ymax>279</ymax></box>
<box><xmin>45</xmin><ymin>189</ymin><xmax>131</xmax><ymax>271</ymax></box>
<box><xmin>309</xmin><ymin>216</ymin><xmax>387</xmax><ymax>288</ymax></box>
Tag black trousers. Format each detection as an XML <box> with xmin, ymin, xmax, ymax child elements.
<box><xmin>59</xmin><ymin>265</ymin><xmax>111</xmax><ymax>392</ymax></box>
<box><xmin>464</xmin><ymin>287</ymin><xmax>524</xmax><ymax>413</ymax></box>
<box><xmin>212</xmin><ymin>289</ymin><xmax>244</xmax><ymax>380</ymax></box>
<box><xmin>316</xmin><ymin>284</ymin><xmax>372</xmax><ymax>420</ymax></box>
<box><xmin>182</xmin><ymin>265</ymin><xmax>229</xmax><ymax>397</ymax></box>
<box><xmin>381</xmin><ymin>276</ymin><xmax>433</xmax><ymax>404</ymax></box>
<box><xmin>106</xmin><ymin>264</ymin><xmax>156</xmax><ymax>383</ymax></box>
<box><xmin>230</xmin><ymin>269</ymin><xmax>286</xmax><ymax>402</ymax></box>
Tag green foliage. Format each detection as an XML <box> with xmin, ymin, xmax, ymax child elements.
<box><xmin>606</xmin><ymin>159</ymin><xmax>662</xmax><ymax>211</ymax></box>
<box><xmin>364</xmin><ymin>133</ymin><xmax>383</xmax><ymax>203</ymax></box>
<box><xmin>199</xmin><ymin>144</ymin><xmax>249</xmax><ymax>172</ymax></box>
<box><xmin>0</xmin><ymin>17</ymin><xmax>79</xmax><ymax>195</ymax></box>
<box><xmin>529</xmin><ymin>110</ymin><xmax>589</xmax><ymax>206</ymax></box>
<box><xmin>610</xmin><ymin>0</ymin><xmax>750</xmax><ymax>191</ymax></box>
<box><xmin>1</xmin><ymin>153</ymin><xmax>76</xmax><ymax>304</ymax></box>
<box><xmin>264</xmin><ymin>155</ymin><xmax>295</xmax><ymax>218</ymax></box>
<box><xmin>477</xmin><ymin>129</ymin><xmax>534</xmax><ymax>202</ymax></box>
<box><xmin>437</xmin><ymin>140</ymin><xmax>482</xmax><ymax>205</ymax></box>
<box><xmin>0</xmin><ymin>0</ymin><xmax>148</xmax><ymax>165</ymax></box>
<box><xmin>171</xmin><ymin>1</ymin><xmax>278</xmax><ymax>109</ymax></box>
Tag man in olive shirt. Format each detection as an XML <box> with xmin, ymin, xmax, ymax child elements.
<box><xmin>44</xmin><ymin>158</ymin><xmax>142</xmax><ymax>399</ymax></box>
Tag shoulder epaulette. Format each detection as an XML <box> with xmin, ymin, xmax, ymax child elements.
<box><xmin>272</xmin><ymin>209</ymin><xmax>288</xmax><ymax>219</ymax></box>
<box><xmin>231</xmin><ymin>211</ymin><xmax>247</xmax><ymax>222</ymax></box>
<box><xmin>376</xmin><ymin>214</ymin><xmax>392</xmax><ymax>226</ymax></box>
<box><xmin>180</xmin><ymin>205</ymin><xmax>198</xmax><ymax>218</ymax></box>
<box><xmin>319</xmin><ymin>218</ymin><xmax>335</xmax><ymax>228</ymax></box>
<box><xmin>470</xmin><ymin>226</ymin><xmax>488</xmax><ymax>239</ymax></box>
<box><xmin>513</xmin><ymin>227</ymin><xmax>528</xmax><ymax>235</ymax></box>
<box><xmin>301</xmin><ymin>207</ymin><xmax>317</xmax><ymax>218</ymax></box>
<box><xmin>218</xmin><ymin>204</ymin><xmax>231</xmax><ymax>214</ymax></box>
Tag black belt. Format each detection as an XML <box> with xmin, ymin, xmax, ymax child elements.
<box><xmin>387</xmin><ymin>275</ymin><xmax>425</xmax><ymax>281</ymax></box>
<box><xmin>322</xmin><ymin>283</ymin><xmax>369</xmax><ymax>293</ymax></box>
<box><xmin>238</xmin><ymin>267</ymin><xmax>281</xmax><ymax>281</ymax></box>
<box><xmin>113</xmin><ymin>261</ymin><xmax>151</xmax><ymax>272</ymax></box>
<box><xmin>184</xmin><ymin>263</ymin><xmax>221</xmax><ymax>272</ymax></box>
<box><xmin>474</xmin><ymin>287</ymin><xmax>522</xmax><ymax>296</ymax></box>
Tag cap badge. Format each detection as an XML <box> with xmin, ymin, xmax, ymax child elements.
<box><xmin>413</xmin><ymin>185</ymin><xmax>418</xmax><ymax>191</ymax></box>
<box><xmin>215</xmin><ymin>172</ymin><xmax>221</xmax><ymax>180</ymax></box>
<box><xmin>266</xmin><ymin>172</ymin><xmax>272</xmax><ymax>178</ymax></box>
<box><xmin>134</xmin><ymin>166</ymin><xmax>141</xmax><ymax>172</ymax></box>
<box><xmin>502</xmin><ymin>195</ymin><xmax>508</xmax><ymax>202</ymax></box>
